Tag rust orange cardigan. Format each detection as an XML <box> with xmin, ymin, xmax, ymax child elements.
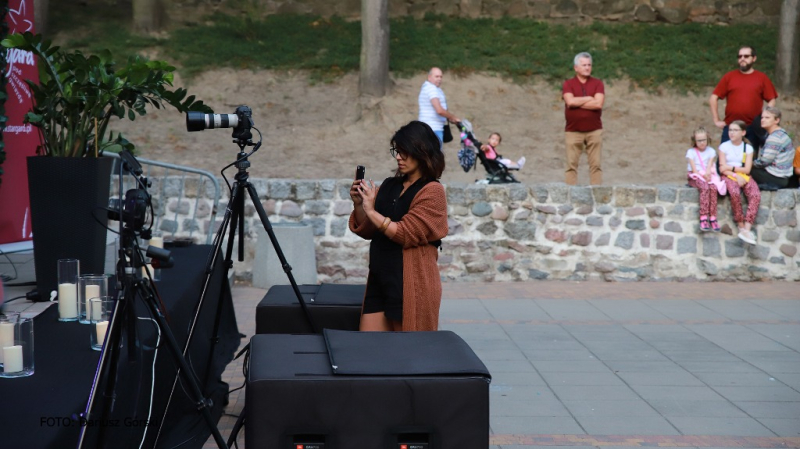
<box><xmin>349</xmin><ymin>181</ymin><xmax>448</xmax><ymax>331</ymax></box>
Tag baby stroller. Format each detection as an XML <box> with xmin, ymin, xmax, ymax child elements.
<box><xmin>456</xmin><ymin>120</ymin><xmax>519</xmax><ymax>184</ymax></box>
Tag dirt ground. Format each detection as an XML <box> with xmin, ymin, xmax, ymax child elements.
<box><xmin>110</xmin><ymin>70</ymin><xmax>800</xmax><ymax>186</ymax></box>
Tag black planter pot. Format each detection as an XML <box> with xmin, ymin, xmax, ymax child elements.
<box><xmin>27</xmin><ymin>156</ymin><xmax>113</xmax><ymax>299</ymax></box>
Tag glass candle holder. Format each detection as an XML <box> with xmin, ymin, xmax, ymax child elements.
<box><xmin>77</xmin><ymin>275</ymin><xmax>109</xmax><ymax>324</ymax></box>
<box><xmin>89</xmin><ymin>296</ymin><xmax>115</xmax><ymax>351</ymax></box>
<box><xmin>0</xmin><ymin>313</ymin><xmax>19</xmax><ymax>367</ymax></box>
<box><xmin>0</xmin><ymin>317</ymin><xmax>34</xmax><ymax>378</ymax></box>
<box><xmin>57</xmin><ymin>259</ymin><xmax>80</xmax><ymax>321</ymax></box>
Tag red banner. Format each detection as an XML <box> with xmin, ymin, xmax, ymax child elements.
<box><xmin>0</xmin><ymin>0</ymin><xmax>38</xmax><ymax>244</ymax></box>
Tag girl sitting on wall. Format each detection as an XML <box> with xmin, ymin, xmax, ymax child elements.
<box><xmin>686</xmin><ymin>127</ymin><xmax>724</xmax><ymax>232</ymax></box>
<box><xmin>717</xmin><ymin>120</ymin><xmax>760</xmax><ymax>244</ymax></box>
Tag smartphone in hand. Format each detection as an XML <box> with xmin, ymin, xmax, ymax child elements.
<box><xmin>355</xmin><ymin>165</ymin><xmax>365</xmax><ymax>180</ymax></box>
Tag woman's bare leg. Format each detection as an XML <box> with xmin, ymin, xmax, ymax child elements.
<box><xmin>360</xmin><ymin>312</ymin><xmax>393</xmax><ymax>331</ymax></box>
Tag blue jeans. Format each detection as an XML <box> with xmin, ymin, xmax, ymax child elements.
<box><xmin>434</xmin><ymin>130</ymin><xmax>444</xmax><ymax>143</ymax></box>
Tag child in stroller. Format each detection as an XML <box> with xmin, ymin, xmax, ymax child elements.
<box><xmin>457</xmin><ymin>120</ymin><xmax>521</xmax><ymax>184</ymax></box>
<box><xmin>480</xmin><ymin>132</ymin><xmax>526</xmax><ymax>170</ymax></box>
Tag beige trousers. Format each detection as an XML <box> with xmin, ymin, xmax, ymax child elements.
<box><xmin>565</xmin><ymin>129</ymin><xmax>603</xmax><ymax>185</ymax></box>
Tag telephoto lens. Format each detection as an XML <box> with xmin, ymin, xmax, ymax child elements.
<box><xmin>186</xmin><ymin>112</ymin><xmax>239</xmax><ymax>132</ymax></box>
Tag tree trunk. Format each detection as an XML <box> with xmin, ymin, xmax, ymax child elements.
<box><xmin>776</xmin><ymin>0</ymin><xmax>799</xmax><ymax>95</ymax></box>
<box><xmin>34</xmin><ymin>0</ymin><xmax>49</xmax><ymax>35</ymax></box>
<box><xmin>133</xmin><ymin>0</ymin><xmax>168</xmax><ymax>34</ymax></box>
<box><xmin>359</xmin><ymin>0</ymin><xmax>390</xmax><ymax>97</ymax></box>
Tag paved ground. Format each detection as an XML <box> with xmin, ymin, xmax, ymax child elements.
<box><xmin>210</xmin><ymin>281</ymin><xmax>800</xmax><ymax>449</ymax></box>
<box><xmin>3</xmin><ymin>251</ymin><xmax>799</xmax><ymax>449</ymax></box>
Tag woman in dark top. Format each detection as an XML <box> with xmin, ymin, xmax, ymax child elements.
<box><xmin>349</xmin><ymin>121</ymin><xmax>449</xmax><ymax>331</ymax></box>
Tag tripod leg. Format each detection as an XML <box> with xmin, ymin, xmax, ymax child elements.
<box><xmin>152</xmin><ymin>180</ymin><xmax>246</xmax><ymax>447</ymax></box>
<box><xmin>244</xmin><ymin>183</ymin><xmax>318</xmax><ymax>333</ymax></box>
<box><xmin>138</xmin><ymin>281</ymin><xmax>229</xmax><ymax>449</ymax></box>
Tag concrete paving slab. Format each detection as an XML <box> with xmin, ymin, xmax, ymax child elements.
<box><xmin>603</xmin><ymin>359</ymin><xmax>685</xmax><ymax>372</ymax></box>
<box><xmin>491</xmin><ymin>371</ymin><xmax>548</xmax><ymax>386</ymax></box>
<box><xmin>576</xmin><ymin>415</ymin><xmax>680</xmax><ymax>435</ymax></box>
<box><xmin>490</xmin><ymin>416</ymin><xmax>585</xmax><ymax>435</ymax></box>
<box><xmin>750</xmin><ymin>300</ymin><xmax>800</xmax><ymax>320</ymax></box>
<box><xmin>756</xmin><ymin>418</ymin><xmax>800</xmax><ymax>437</ymax></box>
<box><xmin>550</xmin><ymin>385</ymin><xmax>643</xmax><ymax>401</ymax></box>
<box><xmin>696</xmin><ymin>299</ymin><xmax>788</xmax><ymax>321</ymax></box>
<box><xmin>615</xmin><ymin>371</ymin><xmax>705</xmax><ymax>386</ymax></box>
<box><xmin>589</xmin><ymin>299</ymin><xmax>672</xmax><ymax>321</ymax></box>
<box><xmin>712</xmin><ymin>386</ymin><xmax>800</xmax><ymax>402</ymax></box>
<box><xmin>733</xmin><ymin>401</ymin><xmax>800</xmax><ymax>419</ymax></box>
<box><xmin>666</xmin><ymin>417</ymin><xmax>775</xmax><ymax>437</ymax></box>
<box><xmin>539</xmin><ymin>371</ymin><xmax>627</xmax><ymax>386</ymax></box>
<box><xmin>647</xmin><ymin>399</ymin><xmax>751</xmax><ymax>418</ymax></box>
<box><xmin>630</xmin><ymin>385</ymin><xmax>727</xmax><ymax>401</ymax></box>
<box><xmin>533</xmin><ymin>360</ymin><xmax>613</xmax><ymax>373</ymax></box>
<box><xmin>561</xmin><ymin>399</ymin><xmax>661</xmax><ymax>417</ymax></box>
<box><xmin>678</xmin><ymin>360</ymin><xmax>768</xmax><ymax>373</ymax></box>
<box><xmin>745</xmin><ymin>324</ymin><xmax>800</xmax><ymax>352</ymax></box>
<box><xmin>692</xmin><ymin>371</ymin><xmax>789</xmax><ymax>387</ymax></box>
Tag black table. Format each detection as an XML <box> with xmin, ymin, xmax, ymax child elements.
<box><xmin>0</xmin><ymin>245</ymin><xmax>240</xmax><ymax>449</ymax></box>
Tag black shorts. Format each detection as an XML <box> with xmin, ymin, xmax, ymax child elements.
<box><xmin>362</xmin><ymin>270</ymin><xmax>403</xmax><ymax>322</ymax></box>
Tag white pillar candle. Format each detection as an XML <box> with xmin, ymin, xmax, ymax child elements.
<box><xmin>84</xmin><ymin>284</ymin><xmax>101</xmax><ymax>314</ymax></box>
<box><xmin>95</xmin><ymin>321</ymin><xmax>109</xmax><ymax>346</ymax></box>
<box><xmin>89</xmin><ymin>298</ymin><xmax>103</xmax><ymax>321</ymax></box>
<box><xmin>2</xmin><ymin>345</ymin><xmax>23</xmax><ymax>373</ymax></box>
<box><xmin>149</xmin><ymin>236</ymin><xmax>164</xmax><ymax>249</ymax></box>
<box><xmin>58</xmin><ymin>283</ymin><xmax>78</xmax><ymax>319</ymax></box>
<box><xmin>0</xmin><ymin>322</ymin><xmax>14</xmax><ymax>364</ymax></box>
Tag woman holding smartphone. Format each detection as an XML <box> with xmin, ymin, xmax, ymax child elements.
<box><xmin>349</xmin><ymin>121</ymin><xmax>448</xmax><ymax>331</ymax></box>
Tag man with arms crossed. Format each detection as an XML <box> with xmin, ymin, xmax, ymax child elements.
<box><xmin>563</xmin><ymin>52</ymin><xmax>605</xmax><ymax>185</ymax></box>
<box><xmin>418</xmin><ymin>67</ymin><xmax>460</xmax><ymax>144</ymax></box>
<box><xmin>709</xmin><ymin>46</ymin><xmax>777</xmax><ymax>153</ymax></box>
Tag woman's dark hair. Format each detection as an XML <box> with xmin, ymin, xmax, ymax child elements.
<box><xmin>391</xmin><ymin>121</ymin><xmax>446</xmax><ymax>180</ymax></box>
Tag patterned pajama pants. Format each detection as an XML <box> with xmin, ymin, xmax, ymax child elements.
<box><xmin>687</xmin><ymin>176</ymin><xmax>718</xmax><ymax>217</ymax></box>
<box><xmin>723</xmin><ymin>176</ymin><xmax>760</xmax><ymax>224</ymax></box>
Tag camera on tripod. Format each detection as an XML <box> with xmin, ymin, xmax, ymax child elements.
<box><xmin>107</xmin><ymin>188</ymin><xmax>149</xmax><ymax>231</ymax></box>
<box><xmin>186</xmin><ymin>105</ymin><xmax>254</xmax><ymax>141</ymax></box>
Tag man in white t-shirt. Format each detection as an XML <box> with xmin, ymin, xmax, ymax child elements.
<box><xmin>418</xmin><ymin>67</ymin><xmax>459</xmax><ymax>144</ymax></box>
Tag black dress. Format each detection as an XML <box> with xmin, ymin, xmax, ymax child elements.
<box><xmin>362</xmin><ymin>176</ymin><xmax>440</xmax><ymax>322</ymax></box>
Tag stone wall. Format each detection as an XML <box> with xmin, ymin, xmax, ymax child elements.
<box><xmin>145</xmin><ymin>177</ymin><xmax>799</xmax><ymax>282</ymax></box>
<box><xmin>175</xmin><ymin>0</ymin><xmax>781</xmax><ymax>24</ymax></box>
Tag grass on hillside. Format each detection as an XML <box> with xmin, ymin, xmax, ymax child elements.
<box><xmin>49</xmin><ymin>4</ymin><xmax>777</xmax><ymax>93</ymax></box>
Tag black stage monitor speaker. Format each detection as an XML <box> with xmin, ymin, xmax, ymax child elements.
<box><xmin>255</xmin><ymin>283</ymin><xmax>364</xmax><ymax>334</ymax></box>
<box><xmin>246</xmin><ymin>330</ymin><xmax>491</xmax><ymax>449</ymax></box>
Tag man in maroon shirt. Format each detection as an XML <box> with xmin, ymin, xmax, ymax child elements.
<box><xmin>709</xmin><ymin>46</ymin><xmax>778</xmax><ymax>153</ymax></box>
<box><xmin>562</xmin><ymin>52</ymin><xmax>605</xmax><ymax>185</ymax></box>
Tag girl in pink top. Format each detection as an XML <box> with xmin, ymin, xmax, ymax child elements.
<box><xmin>480</xmin><ymin>132</ymin><xmax>525</xmax><ymax>169</ymax></box>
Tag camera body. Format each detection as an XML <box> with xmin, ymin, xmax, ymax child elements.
<box><xmin>108</xmin><ymin>188</ymin><xmax>149</xmax><ymax>231</ymax></box>
<box><xmin>186</xmin><ymin>105</ymin><xmax>254</xmax><ymax>142</ymax></box>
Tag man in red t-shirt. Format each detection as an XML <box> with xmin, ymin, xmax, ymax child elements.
<box><xmin>709</xmin><ymin>46</ymin><xmax>778</xmax><ymax>153</ymax></box>
<box><xmin>562</xmin><ymin>52</ymin><xmax>605</xmax><ymax>185</ymax></box>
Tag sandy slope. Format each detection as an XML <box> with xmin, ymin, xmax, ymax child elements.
<box><xmin>110</xmin><ymin>70</ymin><xmax>799</xmax><ymax>186</ymax></box>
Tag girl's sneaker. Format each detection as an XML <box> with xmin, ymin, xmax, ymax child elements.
<box><xmin>517</xmin><ymin>157</ymin><xmax>526</xmax><ymax>169</ymax></box>
<box><xmin>699</xmin><ymin>217</ymin><xmax>711</xmax><ymax>232</ymax></box>
<box><xmin>738</xmin><ymin>229</ymin><xmax>756</xmax><ymax>245</ymax></box>
<box><xmin>710</xmin><ymin>217</ymin><xmax>721</xmax><ymax>232</ymax></box>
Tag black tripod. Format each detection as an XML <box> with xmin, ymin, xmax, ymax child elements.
<box><xmin>152</xmin><ymin>110</ymin><xmax>317</xmax><ymax>447</ymax></box>
<box><xmin>77</xmin><ymin>152</ymin><xmax>229</xmax><ymax>449</ymax></box>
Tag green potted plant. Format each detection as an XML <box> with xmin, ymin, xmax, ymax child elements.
<box><xmin>1</xmin><ymin>32</ymin><xmax>211</xmax><ymax>297</ymax></box>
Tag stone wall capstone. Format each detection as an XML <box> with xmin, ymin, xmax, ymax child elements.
<box><xmin>140</xmin><ymin>177</ymin><xmax>799</xmax><ymax>283</ymax></box>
